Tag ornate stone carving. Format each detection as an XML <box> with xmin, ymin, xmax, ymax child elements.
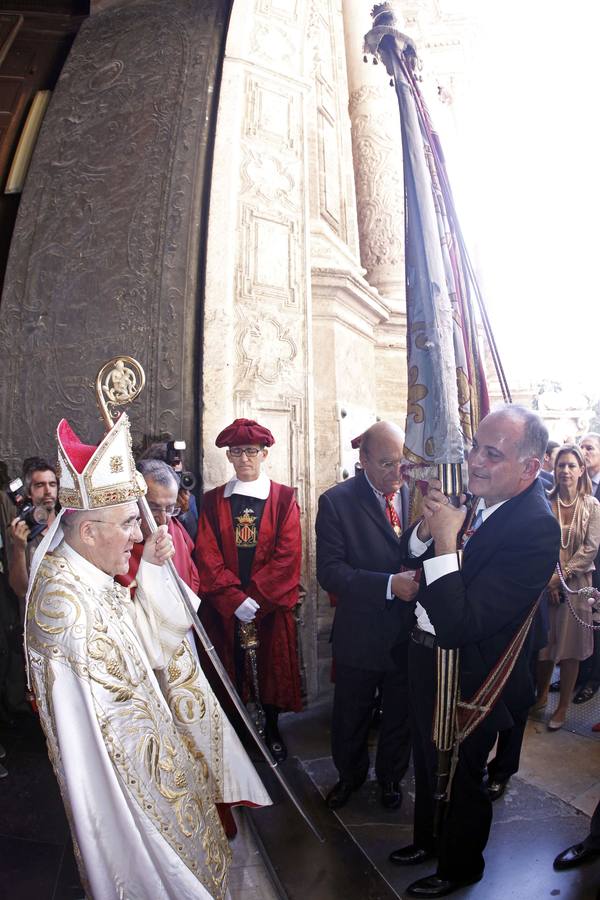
<box><xmin>256</xmin><ymin>0</ymin><xmax>301</xmax><ymax>22</ymax></box>
<box><xmin>351</xmin><ymin>110</ymin><xmax>404</xmax><ymax>271</ymax></box>
<box><xmin>245</xmin><ymin>76</ymin><xmax>299</xmax><ymax>152</ymax></box>
<box><xmin>348</xmin><ymin>84</ymin><xmax>385</xmax><ymax>117</ymax></box>
<box><xmin>236</xmin><ymin>315</ymin><xmax>297</xmax><ymax>385</ymax></box>
<box><xmin>250</xmin><ymin>20</ymin><xmax>298</xmax><ymax>67</ymax></box>
<box><xmin>237</xmin><ymin>205</ymin><xmax>300</xmax><ymax>309</ymax></box>
<box><xmin>240</xmin><ymin>147</ymin><xmax>296</xmax><ymax>207</ymax></box>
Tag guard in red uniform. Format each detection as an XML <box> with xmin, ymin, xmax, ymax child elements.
<box><xmin>195</xmin><ymin>418</ymin><xmax>302</xmax><ymax>761</ymax></box>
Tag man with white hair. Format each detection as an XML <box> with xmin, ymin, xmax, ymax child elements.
<box><xmin>26</xmin><ymin>414</ymin><xmax>263</xmax><ymax>899</ymax></box>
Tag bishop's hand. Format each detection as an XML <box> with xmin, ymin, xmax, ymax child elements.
<box><xmin>142</xmin><ymin>524</ymin><xmax>175</xmax><ymax>566</ymax></box>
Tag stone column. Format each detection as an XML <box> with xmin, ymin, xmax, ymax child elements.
<box><xmin>341</xmin><ymin>0</ymin><xmax>408</xmax><ymax>417</ymax></box>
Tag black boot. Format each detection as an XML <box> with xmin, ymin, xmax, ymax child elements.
<box><xmin>264</xmin><ymin>704</ymin><xmax>287</xmax><ymax>762</ymax></box>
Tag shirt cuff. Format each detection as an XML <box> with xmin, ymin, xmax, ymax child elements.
<box><xmin>409</xmin><ymin>526</ymin><xmax>433</xmax><ymax>557</ymax></box>
<box><xmin>386</xmin><ymin>574</ymin><xmax>394</xmax><ymax>600</ymax></box>
<box><xmin>423</xmin><ymin>553</ymin><xmax>459</xmax><ymax>585</ymax></box>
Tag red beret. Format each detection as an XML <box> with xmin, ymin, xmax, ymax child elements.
<box><xmin>215</xmin><ymin>418</ymin><xmax>275</xmax><ymax>448</ymax></box>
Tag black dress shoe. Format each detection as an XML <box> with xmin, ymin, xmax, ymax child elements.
<box><xmin>380</xmin><ymin>780</ymin><xmax>402</xmax><ymax>809</ymax></box>
<box><xmin>553</xmin><ymin>842</ymin><xmax>600</xmax><ymax>870</ymax></box>
<box><xmin>406</xmin><ymin>873</ymin><xmax>483</xmax><ymax>897</ymax></box>
<box><xmin>326</xmin><ymin>780</ymin><xmax>356</xmax><ymax>810</ymax></box>
<box><xmin>389</xmin><ymin>844</ymin><xmax>433</xmax><ymax>866</ymax></box>
<box><xmin>487</xmin><ymin>778</ymin><xmax>509</xmax><ymax>802</ymax></box>
<box><xmin>573</xmin><ymin>684</ymin><xmax>599</xmax><ymax>704</ymax></box>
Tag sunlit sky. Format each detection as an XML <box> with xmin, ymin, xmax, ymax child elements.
<box><xmin>433</xmin><ymin>1</ymin><xmax>599</xmax><ymax>402</ymax></box>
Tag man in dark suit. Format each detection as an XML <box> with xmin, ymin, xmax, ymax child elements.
<box><xmin>538</xmin><ymin>439</ymin><xmax>559</xmax><ymax>490</ymax></box>
<box><xmin>389</xmin><ymin>406</ymin><xmax>560</xmax><ymax>898</ymax></box>
<box><xmin>573</xmin><ymin>432</ymin><xmax>600</xmax><ymax>704</ymax></box>
<box><xmin>316</xmin><ymin>421</ymin><xmax>418</xmax><ymax>810</ymax></box>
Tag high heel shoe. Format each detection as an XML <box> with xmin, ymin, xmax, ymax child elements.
<box><xmin>547</xmin><ymin>715</ymin><xmax>566</xmax><ymax>731</ymax></box>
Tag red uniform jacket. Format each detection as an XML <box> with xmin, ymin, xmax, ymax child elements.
<box><xmin>195</xmin><ymin>481</ymin><xmax>302</xmax><ymax>712</ymax></box>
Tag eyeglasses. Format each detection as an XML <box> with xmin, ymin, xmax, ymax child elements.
<box><xmin>88</xmin><ymin>517</ymin><xmax>142</xmax><ymax>535</ymax></box>
<box><xmin>228</xmin><ymin>447</ymin><xmax>263</xmax><ymax>458</ymax></box>
<box><xmin>147</xmin><ymin>503</ymin><xmax>181</xmax><ymax>518</ymax></box>
<box><xmin>365</xmin><ymin>456</ymin><xmax>403</xmax><ymax>472</ymax></box>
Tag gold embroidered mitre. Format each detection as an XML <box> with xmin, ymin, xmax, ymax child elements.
<box><xmin>56</xmin><ymin>413</ymin><xmax>146</xmax><ymax>510</ymax></box>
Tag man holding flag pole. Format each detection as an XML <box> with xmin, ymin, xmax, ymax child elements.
<box><xmin>392</xmin><ymin>406</ymin><xmax>559</xmax><ymax>896</ymax></box>
<box><xmin>362</xmin><ymin>6</ymin><xmax>561</xmax><ymax>896</ymax></box>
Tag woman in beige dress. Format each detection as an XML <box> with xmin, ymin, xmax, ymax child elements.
<box><xmin>536</xmin><ymin>444</ymin><xmax>600</xmax><ymax>730</ymax></box>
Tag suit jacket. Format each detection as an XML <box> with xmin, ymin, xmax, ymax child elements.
<box><xmin>402</xmin><ymin>478</ymin><xmax>560</xmax><ymax>731</ymax></box>
<box><xmin>316</xmin><ymin>470</ymin><xmax>414</xmax><ymax>671</ymax></box>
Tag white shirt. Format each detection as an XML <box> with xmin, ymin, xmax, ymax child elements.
<box><xmin>411</xmin><ymin>498</ymin><xmax>508</xmax><ymax>634</ymax></box>
<box><xmin>223</xmin><ymin>471</ymin><xmax>270</xmax><ymax>499</ymax></box>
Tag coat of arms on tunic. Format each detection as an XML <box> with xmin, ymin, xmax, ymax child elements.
<box><xmin>235</xmin><ymin>508</ymin><xmax>258</xmax><ymax>547</ymax></box>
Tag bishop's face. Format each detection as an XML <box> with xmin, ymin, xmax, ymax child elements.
<box><xmin>226</xmin><ymin>444</ymin><xmax>267</xmax><ymax>482</ymax></box>
<box><xmin>87</xmin><ymin>502</ymin><xmax>143</xmax><ymax>576</ymax></box>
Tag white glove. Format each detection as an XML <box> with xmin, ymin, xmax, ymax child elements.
<box><xmin>234</xmin><ymin>597</ymin><xmax>260</xmax><ymax>623</ymax></box>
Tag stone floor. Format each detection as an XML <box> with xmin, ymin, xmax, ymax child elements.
<box><xmin>1</xmin><ymin>693</ymin><xmax>599</xmax><ymax>900</ymax></box>
<box><xmin>248</xmin><ymin>696</ymin><xmax>600</xmax><ymax>900</ymax></box>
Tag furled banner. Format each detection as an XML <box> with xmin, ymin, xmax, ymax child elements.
<box><xmin>365</xmin><ymin>5</ymin><xmax>489</xmax><ymax>468</ymax></box>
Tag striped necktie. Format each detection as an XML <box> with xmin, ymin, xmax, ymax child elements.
<box><xmin>384</xmin><ymin>492</ymin><xmax>402</xmax><ymax>537</ymax></box>
<box><xmin>462</xmin><ymin>509</ymin><xmax>483</xmax><ymax>546</ymax></box>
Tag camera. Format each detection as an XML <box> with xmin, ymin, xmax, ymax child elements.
<box><xmin>179</xmin><ymin>470</ymin><xmax>196</xmax><ymax>491</ymax></box>
<box><xmin>6</xmin><ymin>477</ymin><xmax>48</xmax><ymax>542</ymax></box>
<box><xmin>166</xmin><ymin>440</ymin><xmax>197</xmax><ymax>492</ymax></box>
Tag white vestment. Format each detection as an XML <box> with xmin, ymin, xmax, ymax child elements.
<box><xmin>26</xmin><ymin>541</ymin><xmax>267</xmax><ymax>900</ymax></box>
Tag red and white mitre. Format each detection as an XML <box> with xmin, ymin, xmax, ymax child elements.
<box><xmin>56</xmin><ymin>413</ymin><xmax>146</xmax><ymax>510</ymax></box>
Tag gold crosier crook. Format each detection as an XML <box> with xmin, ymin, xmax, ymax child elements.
<box><xmin>94</xmin><ymin>356</ymin><xmax>324</xmax><ymax>843</ymax></box>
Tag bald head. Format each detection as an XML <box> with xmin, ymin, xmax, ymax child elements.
<box><xmin>359</xmin><ymin>421</ymin><xmax>405</xmax><ymax>494</ymax></box>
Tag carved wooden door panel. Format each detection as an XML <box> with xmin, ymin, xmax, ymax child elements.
<box><xmin>0</xmin><ymin>0</ymin><xmax>230</xmax><ymax>477</ymax></box>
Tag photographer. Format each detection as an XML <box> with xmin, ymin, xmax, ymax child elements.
<box><xmin>8</xmin><ymin>459</ymin><xmax>58</xmax><ymax>605</ymax></box>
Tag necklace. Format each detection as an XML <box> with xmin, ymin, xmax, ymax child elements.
<box><xmin>558</xmin><ymin>494</ymin><xmax>578</xmax><ymax>508</ymax></box>
<box><xmin>557</xmin><ymin>495</ymin><xmax>579</xmax><ymax>550</ymax></box>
